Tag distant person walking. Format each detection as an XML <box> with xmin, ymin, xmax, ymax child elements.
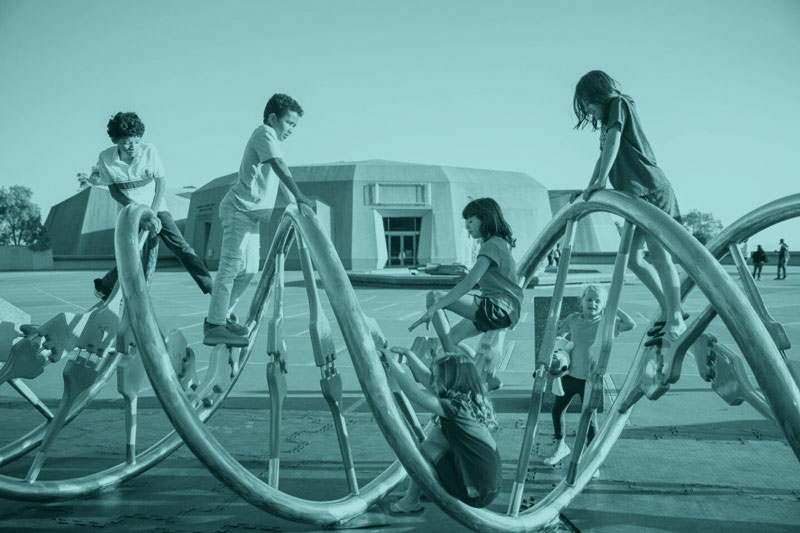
<box><xmin>552</xmin><ymin>243</ymin><xmax>561</xmax><ymax>267</ymax></box>
<box><xmin>776</xmin><ymin>239</ymin><xmax>790</xmax><ymax>280</ymax></box>
<box><xmin>751</xmin><ymin>245</ymin><xmax>767</xmax><ymax>280</ymax></box>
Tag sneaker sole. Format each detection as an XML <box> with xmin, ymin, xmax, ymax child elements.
<box><xmin>202</xmin><ymin>336</ymin><xmax>249</xmax><ymax>347</ymax></box>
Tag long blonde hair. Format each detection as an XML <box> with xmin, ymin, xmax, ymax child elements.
<box><xmin>433</xmin><ymin>354</ymin><xmax>497</xmax><ymax>429</ymax></box>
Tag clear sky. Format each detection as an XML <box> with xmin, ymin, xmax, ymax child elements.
<box><xmin>1</xmin><ymin>0</ymin><xmax>798</xmax><ymax>250</ymax></box>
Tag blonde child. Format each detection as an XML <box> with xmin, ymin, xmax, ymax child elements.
<box><xmin>410</xmin><ymin>198</ymin><xmax>523</xmax><ymax>378</ymax></box>
<box><xmin>381</xmin><ymin>347</ymin><xmax>502</xmax><ymax>512</ymax></box>
<box><xmin>544</xmin><ymin>284</ymin><xmax>635</xmax><ymax>469</ymax></box>
<box><xmin>573</xmin><ymin>70</ymin><xmax>686</xmax><ymax>343</ymax></box>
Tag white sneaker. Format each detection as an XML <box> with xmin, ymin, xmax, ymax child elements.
<box><xmin>543</xmin><ymin>439</ymin><xmax>570</xmax><ymax>466</ymax></box>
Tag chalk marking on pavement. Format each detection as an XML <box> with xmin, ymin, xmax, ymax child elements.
<box><xmin>34</xmin><ymin>288</ymin><xmax>85</xmax><ymax>312</ymax></box>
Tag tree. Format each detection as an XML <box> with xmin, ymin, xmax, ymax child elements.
<box><xmin>681</xmin><ymin>209</ymin><xmax>723</xmax><ymax>245</ymax></box>
<box><xmin>0</xmin><ymin>185</ymin><xmax>50</xmax><ymax>249</ymax></box>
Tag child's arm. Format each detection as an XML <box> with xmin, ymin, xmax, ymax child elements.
<box><xmin>267</xmin><ymin>157</ymin><xmax>315</xmax><ymax>211</ymax></box>
<box><xmin>109</xmin><ymin>183</ymin><xmax>161</xmax><ymax>235</ymax></box>
<box><xmin>409</xmin><ymin>256</ymin><xmax>490</xmax><ymax>331</ymax></box>
<box><xmin>583</xmin><ymin>126</ymin><xmax>621</xmax><ymax>201</ymax></box>
<box><xmin>108</xmin><ymin>184</ymin><xmax>133</xmax><ymax>207</ymax></box>
<box><xmin>381</xmin><ymin>350</ymin><xmax>445</xmax><ymax>416</ymax></box>
<box><xmin>390</xmin><ymin>346</ymin><xmax>433</xmax><ymax>390</ymax></box>
<box><xmin>614</xmin><ymin>307</ymin><xmax>636</xmax><ymax>335</ymax></box>
<box><xmin>151</xmin><ymin>176</ymin><xmax>166</xmax><ymax>213</ymax></box>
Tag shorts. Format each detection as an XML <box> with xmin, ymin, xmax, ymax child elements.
<box><xmin>433</xmin><ymin>451</ymin><xmax>499</xmax><ymax>508</ymax></box>
<box><xmin>473</xmin><ymin>297</ymin><xmax>512</xmax><ymax>333</ymax></box>
<box><xmin>639</xmin><ymin>184</ymin><xmax>681</xmax><ymax>221</ymax></box>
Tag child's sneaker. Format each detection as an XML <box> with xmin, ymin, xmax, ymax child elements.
<box><xmin>93</xmin><ymin>278</ymin><xmax>110</xmax><ymax>302</ymax></box>
<box><xmin>203</xmin><ymin>323</ymin><xmax>249</xmax><ymax>347</ymax></box>
<box><xmin>203</xmin><ymin>315</ymin><xmax>248</xmax><ymax>336</ymax></box>
<box><xmin>543</xmin><ymin>439</ymin><xmax>570</xmax><ymax>466</ymax></box>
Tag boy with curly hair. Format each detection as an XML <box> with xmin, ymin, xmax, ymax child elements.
<box><xmin>203</xmin><ymin>93</ymin><xmax>314</xmax><ymax>346</ymax></box>
<box><xmin>93</xmin><ymin>112</ymin><xmax>213</xmax><ymax>300</ymax></box>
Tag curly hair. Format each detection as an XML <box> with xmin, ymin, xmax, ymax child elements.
<box><xmin>462</xmin><ymin>197</ymin><xmax>516</xmax><ymax>247</ymax></box>
<box><xmin>107</xmin><ymin>112</ymin><xmax>145</xmax><ymax>142</ymax></box>
<box><xmin>573</xmin><ymin>70</ymin><xmax>631</xmax><ymax>131</ymax></box>
<box><xmin>263</xmin><ymin>93</ymin><xmax>304</xmax><ymax>123</ymax></box>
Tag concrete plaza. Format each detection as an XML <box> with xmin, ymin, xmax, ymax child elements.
<box><xmin>1</xmin><ymin>266</ymin><xmax>799</xmax><ymax>532</ymax></box>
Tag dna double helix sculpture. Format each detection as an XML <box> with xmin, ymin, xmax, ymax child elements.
<box><xmin>1</xmin><ymin>191</ymin><xmax>798</xmax><ymax>532</ymax></box>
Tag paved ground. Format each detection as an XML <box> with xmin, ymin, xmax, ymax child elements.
<box><xmin>1</xmin><ymin>266</ymin><xmax>799</xmax><ymax>532</ymax></box>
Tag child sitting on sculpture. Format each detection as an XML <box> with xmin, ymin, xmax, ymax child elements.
<box><xmin>93</xmin><ymin>111</ymin><xmax>213</xmax><ymax>301</ymax></box>
<box><xmin>409</xmin><ymin>197</ymin><xmax>523</xmax><ymax>387</ymax></box>
<box><xmin>543</xmin><ymin>283</ymin><xmax>635</xmax><ymax>470</ymax></box>
<box><xmin>381</xmin><ymin>346</ymin><xmax>502</xmax><ymax>513</ymax></box>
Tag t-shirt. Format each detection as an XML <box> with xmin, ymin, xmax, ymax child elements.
<box><xmin>226</xmin><ymin>124</ymin><xmax>292</xmax><ymax>218</ymax></box>
<box><xmin>601</xmin><ymin>95</ymin><xmax>670</xmax><ymax>197</ymax></box>
<box><xmin>477</xmin><ymin>237</ymin><xmax>523</xmax><ymax>327</ymax></box>
<box><xmin>96</xmin><ymin>143</ymin><xmax>168</xmax><ymax>212</ymax></box>
<box><xmin>438</xmin><ymin>397</ymin><xmax>502</xmax><ymax>505</ymax></box>
<box><xmin>557</xmin><ymin>311</ymin><xmax>623</xmax><ymax>380</ymax></box>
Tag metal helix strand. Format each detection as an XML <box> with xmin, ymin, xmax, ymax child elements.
<box><xmin>507</xmin><ymin>218</ymin><xmax>577</xmax><ymax>517</ymax></box>
<box><xmin>565</xmin><ymin>221</ymin><xmax>633</xmax><ymax>486</ymax></box>
<box><xmin>120</xmin><ymin>203</ymin><xmax>407</xmax><ymax>526</ymax></box>
<box><xmin>0</xmin><ymin>215</ymin><xmax>216</xmax><ymax>501</ymax></box>
<box><xmin>297</xmin><ymin>233</ymin><xmax>359</xmax><ymax>494</ymax></box>
<box><xmin>266</xmin><ymin>250</ymin><xmax>288</xmax><ymax>489</ymax></box>
<box><xmin>727</xmin><ymin>242</ymin><xmax>790</xmax><ymax>352</ymax></box>
<box><xmin>692</xmin><ymin>333</ymin><xmax>777</xmax><ymax>423</ymax></box>
<box><xmin>120</xmin><ymin>193</ymin><xmax>800</xmax><ymax>532</ymax></box>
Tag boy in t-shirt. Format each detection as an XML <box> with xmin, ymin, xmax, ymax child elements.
<box><xmin>203</xmin><ymin>94</ymin><xmax>314</xmax><ymax>346</ymax></box>
<box><xmin>94</xmin><ymin>112</ymin><xmax>213</xmax><ymax>300</ymax></box>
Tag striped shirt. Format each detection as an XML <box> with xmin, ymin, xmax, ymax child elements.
<box><xmin>96</xmin><ymin>142</ymin><xmax>168</xmax><ymax>212</ymax></box>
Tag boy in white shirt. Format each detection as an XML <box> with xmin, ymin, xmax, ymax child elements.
<box><xmin>94</xmin><ymin>112</ymin><xmax>213</xmax><ymax>299</ymax></box>
<box><xmin>203</xmin><ymin>94</ymin><xmax>313</xmax><ymax>346</ymax></box>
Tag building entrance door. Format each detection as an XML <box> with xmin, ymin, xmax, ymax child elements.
<box><xmin>383</xmin><ymin>217</ymin><xmax>421</xmax><ymax>267</ymax></box>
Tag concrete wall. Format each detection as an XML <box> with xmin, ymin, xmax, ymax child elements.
<box><xmin>0</xmin><ymin>246</ymin><xmax>53</xmax><ymax>271</ymax></box>
<box><xmin>44</xmin><ymin>186</ymin><xmax>191</xmax><ymax>268</ymax></box>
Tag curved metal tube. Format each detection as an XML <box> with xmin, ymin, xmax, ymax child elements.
<box><xmin>118</xmin><ymin>204</ymin><xmax>406</xmax><ymax>525</ymax></box>
<box><xmin>121</xmin><ymin>192</ymin><xmax>800</xmax><ymax>532</ymax></box>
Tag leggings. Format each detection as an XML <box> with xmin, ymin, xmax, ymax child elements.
<box><xmin>551</xmin><ymin>375</ymin><xmax>597</xmax><ymax>443</ymax></box>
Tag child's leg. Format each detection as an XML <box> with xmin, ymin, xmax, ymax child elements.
<box><xmin>156</xmin><ymin>211</ymin><xmax>213</xmax><ymax>294</ymax></box>
<box><xmin>394</xmin><ymin>426</ymin><xmax>448</xmax><ymax>511</ymax></box>
<box><xmin>426</xmin><ymin>291</ymin><xmax>479</xmax><ymax>353</ymax></box>
<box><xmin>95</xmin><ymin>231</ymin><xmax>158</xmax><ymax>298</ymax></box>
<box><xmin>545</xmin><ymin>386</ymin><xmax>575</xmax><ymax>465</ymax></box>
<box><xmin>627</xmin><ymin>228</ymin><xmax>667</xmax><ymax>321</ymax></box>
<box><xmin>208</xmin><ymin>207</ymin><xmax>257</xmax><ymax>326</ymax></box>
<box><xmin>551</xmin><ymin>393</ymin><xmax>570</xmax><ymax>441</ymax></box>
<box><xmin>226</xmin><ymin>228</ymin><xmax>260</xmax><ymax>317</ymax></box>
<box><xmin>642</xmin><ymin>233</ymin><xmax>685</xmax><ymax>336</ymax></box>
